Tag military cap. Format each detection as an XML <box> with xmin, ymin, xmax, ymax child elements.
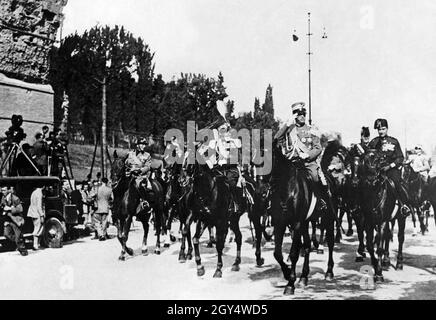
<box><xmin>374</xmin><ymin>118</ymin><xmax>388</xmax><ymax>129</ymax></box>
<box><xmin>291</xmin><ymin>102</ymin><xmax>306</xmax><ymax>114</ymax></box>
<box><xmin>361</xmin><ymin>126</ymin><xmax>370</xmax><ymax>137</ymax></box>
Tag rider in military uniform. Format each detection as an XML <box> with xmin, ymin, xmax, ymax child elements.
<box><xmin>350</xmin><ymin>126</ymin><xmax>371</xmax><ymax>159</ymax></box>
<box><xmin>272</xmin><ymin>102</ymin><xmax>327</xmax><ymax>210</ymax></box>
<box><xmin>208</xmin><ymin>122</ymin><xmax>244</xmax><ymax>214</ymax></box>
<box><xmin>368</xmin><ymin>119</ymin><xmax>411</xmax><ymax>216</ymax></box>
<box><xmin>125</xmin><ymin>137</ymin><xmax>153</xmax><ymax>193</ymax></box>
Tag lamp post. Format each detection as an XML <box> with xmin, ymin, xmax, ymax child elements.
<box><xmin>293</xmin><ymin>12</ymin><xmax>327</xmax><ymax>125</ymax></box>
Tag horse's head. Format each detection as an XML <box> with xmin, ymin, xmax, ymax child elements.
<box><xmin>362</xmin><ymin>149</ymin><xmax>385</xmax><ymax>187</ymax></box>
<box><xmin>110</xmin><ymin>151</ymin><xmax>126</xmax><ymax>189</ymax></box>
<box><xmin>349</xmin><ymin>156</ymin><xmax>363</xmax><ymax>188</ymax></box>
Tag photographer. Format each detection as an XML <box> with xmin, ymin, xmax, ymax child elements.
<box><xmin>1</xmin><ymin>186</ymin><xmax>28</xmax><ymax>256</ymax></box>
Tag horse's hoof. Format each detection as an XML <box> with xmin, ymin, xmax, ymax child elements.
<box><xmin>154</xmin><ymin>249</ymin><xmax>161</xmax><ymax>255</ymax></box>
<box><xmin>325</xmin><ymin>272</ymin><xmax>334</xmax><ymax>281</ymax></box>
<box><xmin>374</xmin><ymin>275</ymin><xmax>384</xmax><ymax>283</ymax></box>
<box><xmin>346</xmin><ymin>229</ymin><xmax>353</xmax><ymax>237</ymax></box>
<box><xmin>178</xmin><ymin>255</ymin><xmax>186</xmax><ymax>263</ymax></box>
<box><xmin>256</xmin><ymin>258</ymin><xmax>265</xmax><ymax>267</ymax></box>
<box><xmin>355</xmin><ymin>256</ymin><xmax>364</xmax><ymax>263</ymax></box>
<box><xmin>118</xmin><ymin>255</ymin><xmax>126</xmax><ymax>261</ymax></box>
<box><xmin>213</xmin><ymin>269</ymin><xmax>222</xmax><ymax>278</ymax></box>
<box><xmin>164</xmin><ymin>243</ymin><xmax>170</xmax><ymax>248</ymax></box>
<box><xmin>126</xmin><ymin>247</ymin><xmax>134</xmax><ymax>256</ymax></box>
<box><xmin>186</xmin><ymin>253</ymin><xmax>193</xmax><ymax>260</ymax></box>
<box><xmin>170</xmin><ymin>235</ymin><xmax>176</xmax><ymax>242</ymax></box>
<box><xmin>231</xmin><ymin>264</ymin><xmax>240</xmax><ymax>272</ymax></box>
<box><xmin>382</xmin><ymin>260</ymin><xmax>390</xmax><ymax>270</ymax></box>
<box><xmin>299</xmin><ymin>277</ymin><xmax>308</xmax><ymax>287</ymax></box>
<box><xmin>197</xmin><ymin>266</ymin><xmax>205</xmax><ymax>277</ymax></box>
<box><xmin>142</xmin><ymin>249</ymin><xmax>148</xmax><ymax>256</ymax></box>
<box><xmin>396</xmin><ymin>263</ymin><xmax>403</xmax><ymax>270</ymax></box>
<box><xmin>283</xmin><ymin>286</ymin><xmax>295</xmax><ymax>296</ymax></box>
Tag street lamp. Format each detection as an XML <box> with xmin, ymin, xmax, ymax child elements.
<box><xmin>292</xmin><ymin>12</ymin><xmax>328</xmax><ymax>125</ymax></box>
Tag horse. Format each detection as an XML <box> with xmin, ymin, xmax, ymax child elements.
<box><xmin>270</xmin><ymin>144</ymin><xmax>336</xmax><ymax>295</ymax></box>
<box><xmin>360</xmin><ymin>149</ymin><xmax>407</xmax><ymax>282</ymax></box>
<box><xmin>426</xmin><ymin>176</ymin><xmax>436</xmax><ymax>228</ymax></box>
<box><xmin>403</xmin><ymin>162</ymin><xmax>428</xmax><ymax>235</ymax></box>
<box><xmin>248</xmin><ymin>172</ymin><xmax>272</xmax><ymax>267</ymax></box>
<box><xmin>110</xmin><ymin>153</ymin><xmax>165</xmax><ymax>260</ymax></box>
<box><xmin>345</xmin><ymin>156</ymin><xmax>367</xmax><ymax>262</ymax></box>
<box><xmin>164</xmin><ymin>163</ymin><xmax>196</xmax><ymax>263</ymax></box>
<box><xmin>190</xmin><ymin>163</ymin><xmax>231</xmax><ymax>278</ymax></box>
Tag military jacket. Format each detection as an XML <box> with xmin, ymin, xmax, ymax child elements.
<box><xmin>368</xmin><ymin>136</ymin><xmax>404</xmax><ymax>168</ymax></box>
<box><xmin>274</xmin><ymin>123</ymin><xmax>322</xmax><ymax>162</ymax></box>
<box><xmin>125</xmin><ymin>150</ymin><xmax>152</xmax><ymax>177</ymax></box>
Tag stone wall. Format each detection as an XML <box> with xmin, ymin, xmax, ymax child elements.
<box><xmin>0</xmin><ymin>73</ymin><xmax>53</xmax><ymax>144</ymax></box>
<box><xmin>0</xmin><ymin>0</ymin><xmax>68</xmax><ymax>83</ymax></box>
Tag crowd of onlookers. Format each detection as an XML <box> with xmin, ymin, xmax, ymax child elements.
<box><xmin>1</xmin><ymin>119</ymin><xmax>114</xmax><ymax>256</ymax></box>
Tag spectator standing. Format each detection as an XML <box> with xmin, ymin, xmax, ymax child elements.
<box><xmin>27</xmin><ymin>186</ymin><xmax>45</xmax><ymax>250</ymax></box>
<box><xmin>1</xmin><ymin>186</ymin><xmax>27</xmax><ymax>256</ymax></box>
<box><xmin>33</xmin><ymin>132</ymin><xmax>49</xmax><ymax>175</ymax></box>
<box><xmin>93</xmin><ymin>178</ymin><xmax>113</xmax><ymax>241</ymax></box>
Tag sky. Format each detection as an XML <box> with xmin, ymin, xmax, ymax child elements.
<box><xmin>62</xmin><ymin>0</ymin><xmax>436</xmax><ymax>153</ymax></box>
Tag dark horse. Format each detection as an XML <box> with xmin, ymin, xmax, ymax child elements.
<box><xmin>360</xmin><ymin>149</ymin><xmax>407</xmax><ymax>282</ymax></box>
<box><xmin>270</xmin><ymin>145</ymin><xmax>336</xmax><ymax>295</ymax></box>
<box><xmin>403</xmin><ymin>162</ymin><xmax>428</xmax><ymax>235</ymax></box>
<box><xmin>190</xmin><ymin>163</ymin><xmax>231</xmax><ymax>278</ymax></box>
<box><xmin>110</xmin><ymin>153</ymin><xmax>165</xmax><ymax>260</ymax></box>
<box><xmin>165</xmin><ymin>163</ymin><xmax>195</xmax><ymax>263</ymax></box>
<box><xmin>426</xmin><ymin>176</ymin><xmax>436</xmax><ymax>228</ymax></box>
<box><xmin>345</xmin><ymin>155</ymin><xmax>367</xmax><ymax>262</ymax></box>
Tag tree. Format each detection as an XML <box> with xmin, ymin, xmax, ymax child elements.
<box><xmin>49</xmin><ymin>25</ymin><xmax>156</xmax><ymax>144</ymax></box>
<box><xmin>261</xmin><ymin>84</ymin><xmax>274</xmax><ymax>116</ymax></box>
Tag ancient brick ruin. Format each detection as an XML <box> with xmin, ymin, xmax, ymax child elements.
<box><xmin>0</xmin><ymin>0</ymin><xmax>68</xmax><ymax>83</ymax></box>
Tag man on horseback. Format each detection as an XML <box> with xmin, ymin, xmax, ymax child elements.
<box><xmin>125</xmin><ymin>137</ymin><xmax>153</xmax><ymax>194</ymax></box>
<box><xmin>208</xmin><ymin>122</ymin><xmax>244</xmax><ymax>215</ymax></box>
<box><xmin>368</xmin><ymin>118</ymin><xmax>411</xmax><ymax>217</ymax></box>
<box><xmin>409</xmin><ymin>145</ymin><xmax>430</xmax><ymax>183</ymax></box>
<box><xmin>350</xmin><ymin>126</ymin><xmax>371</xmax><ymax>158</ymax></box>
<box><xmin>273</xmin><ymin>102</ymin><xmax>327</xmax><ymax>210</ymax></box>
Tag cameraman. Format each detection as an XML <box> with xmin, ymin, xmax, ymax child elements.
<box><xmin>1</xmin><ymin>186</ymin><xmax>28</xmax><ymax>256</ymax></box>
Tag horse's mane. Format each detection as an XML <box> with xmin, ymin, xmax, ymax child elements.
<box><xmin>321</xmin><ymin>138</ymin><xmax>349</xmax><ymax>172</ymax></box>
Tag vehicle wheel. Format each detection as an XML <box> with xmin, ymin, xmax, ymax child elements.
<box><xmin>42</xmin><ymin>218</ymin><xmax>64</xmax><ymax>248</ymax></box>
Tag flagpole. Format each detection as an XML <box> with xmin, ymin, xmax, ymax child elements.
<box><xmin>307</xmin><ymin>12</ymin><xmax>313</xmax><ymax>125</ymax></box>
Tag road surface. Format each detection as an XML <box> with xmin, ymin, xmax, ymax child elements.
<box><xmin>1</xmin><ymin>214</ymin><xmax>436</xmax><ymax>300</ymax></box>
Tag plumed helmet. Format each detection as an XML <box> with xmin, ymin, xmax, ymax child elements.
<box><xmin>374</xmin><ymin>118</ymin><xmax>388</xmax><ymax>130</ymax></box>
<box><xmin>361</xmin><ymin>126</ymin><xmax>370</xmax><ymax>138</ymax></box>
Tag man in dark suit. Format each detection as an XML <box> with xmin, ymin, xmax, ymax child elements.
<box><xmin>1</xmin><ymin>186</ymin><xmax>28</xmax><ymax>256</ymax></box>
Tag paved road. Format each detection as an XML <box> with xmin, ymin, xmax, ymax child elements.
<box><xmin>1</xmin><ymin>214</ymin><xmax>436</xmax><ymax>300</ymax></box>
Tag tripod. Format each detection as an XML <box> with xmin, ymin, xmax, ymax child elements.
<box><xmin>0</xmin><ymin>142</ymin><xmax>41</xmax><ymax>177</ymax></box>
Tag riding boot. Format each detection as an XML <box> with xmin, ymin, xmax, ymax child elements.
<box><xmin>312</xmin><ymin>181</ymin><xmax>327</xmax><ymax>212</ymax></box>
<box><xmin>398</xmin><ymin>183</ymin><xmax>412</xmax><ymax>218</ymax></box>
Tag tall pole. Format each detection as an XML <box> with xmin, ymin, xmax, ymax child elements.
<box><xmin>101</xmin><ymin>75</ymin><xmax>107</xmax><ymax>179</ymax></box>
<box><xmin>307</xmin><ymin>12</ymin><xmax>313</xmax><ymax>125</ymax></box>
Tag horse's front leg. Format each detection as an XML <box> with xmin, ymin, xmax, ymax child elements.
<box><xmin>213</xmin><ymin>219</ymin><xmax>228</xmax><ymax>278</ymax></box>
<box><xmin>300</xmin><ymin>222</ymin><xmax>312</xmax><ymax>286</ymax></box>
<box><xmin>193</xmin><ymin>220</ymin><xmax>207</xmax><ymax>276</ymax></box>
<box><xmin>381</xmin><ymin>222</ymin><xmax>391</xmax><ymax>270</ymax></box>
<box><xmin>229</xmin><ymin>214</ymin><xmax>242</xmax><ymax>272</ymax></box>
<box><xmin>324</xmin><ymin>215</ymin><xmax>335</xmax><ymax>280</ymax></box>
<box><xmin>140</xmin><ymin>217</ymin><xmax>149</xmax><ymax>255</ymax></box>
<box><xmin>396</xmin><ymin>216</ymin><xmax>406</xmax><ymax>270</ymax></box>
<box><xmin>119</xmin><ymin>215</ymin><xmax>134</xmax><ymax>260</ymax></box>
